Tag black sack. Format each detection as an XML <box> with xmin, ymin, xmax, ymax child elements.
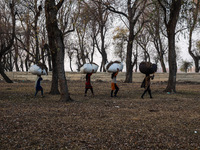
<box><xmin>139</xmin><ymin>62</ymin><xmax>157</xmax><ymax>74</ymax></box>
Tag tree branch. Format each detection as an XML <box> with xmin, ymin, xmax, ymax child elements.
<box><xmin>103</xmin><ymin>2</ymin><xmax>128</xmax><ymax>19</ymax></box>
<box><xmin>56</xmin><ymin>0</ymin><xmax>65</xmax><ymax>11</ymax></box>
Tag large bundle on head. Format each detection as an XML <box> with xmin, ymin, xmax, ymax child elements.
<box><xmin>106</xmin><ymin>61</ymin><xmax>123</xmax><ymax>73</ymax></box>
<box><xmin>29</xmin><ymin>63</ymin><xmax>48</xmax><ymax>75</ymax></box>
<box><xmin>80</xmin><ymin>63</ymin><xmax>99</xmax><ymax>73</ymax></box>
<box><xmin>139</xmin><ymin>61</ymin><xmax>157</xmax><ymax>74</ymax></box>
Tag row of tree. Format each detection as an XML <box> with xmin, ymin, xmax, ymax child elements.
<box><xmin>0</xmin><ymin>0</ymin><xmax>200</xmax><ymax>101</ymax></box>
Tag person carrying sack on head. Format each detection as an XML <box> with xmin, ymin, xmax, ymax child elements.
<box><xmin>111</xmin><ymin>68</ymin><xmax>119</xmax><ymax>97</ymax></box>
<box><xmin>141</xmin><ymin>73</ymin><xmax>154</xmax><ymax>99</ymax></box>
<box><xmin>85</xmin><ymin>70</ymin><xmax>94</xmax><ymax>96</ymax></box>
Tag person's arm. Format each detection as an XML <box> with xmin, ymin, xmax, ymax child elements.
<box><xmin>114</xmin><ymin>72</ymin><xmax>118</xmax><ymax>77</ymax></box>
<box><xmin>151</xmin><ymin>74</ymin><xmax>155</xmax><ymax>80</ymax></box>
<box><xmin>114</xmin><ymin>68</ymin><xmax>119</xmax><ymax>77</ymax></box>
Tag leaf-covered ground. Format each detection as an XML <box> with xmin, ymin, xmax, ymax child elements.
<box><xmin>0</xmin><ymin>80</ymin><xmax>200</xmax><ymax>149</ymax></box>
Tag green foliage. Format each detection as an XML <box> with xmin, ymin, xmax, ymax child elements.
<box><xmin>180</xmin><ymin>60</ymin><xmax>193</xmax><ymax>73</ymax></box>
<box><xmin>112</xmin><ymin>27</ymin><xmax>128</xmax><ymax>61</ymax></box>
<box><xmin>196</xmin><ymin>40</ymin><xmax>200</xmax><ymax>52</ymax></box>
<box><xmin>113</xmin><ymin>27</ymin><xmax>128</xmax><ymax>41</ymax></box>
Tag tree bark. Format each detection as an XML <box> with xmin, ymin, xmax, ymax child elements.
<box><xmin>34</xmin><ymin>1</ymin><xmax>42</xmax><ymax>63</ymax></box>
<box><xmin>44</xmin><ymin>44</ymin><xmax>52</xmax><ymax>71</ymax></box>
<box><xmin>188</xmin><ymin>32</ymin><xmax>200</xmax><ymax>73</ymax></box>
<box><xmin>100</xmin><ymin>25</ymin><xmax>108</xmax><ymax>72</ymax></box>
<box><xmin>165</xmin><ymin>30</ymin><xmax>177</xmax><ymax>92</ymax></box>
<box><xmin>158</xmin><ymin>37</ymin><xmax>167</xmax><ymax>73</ymax></box>
<box><xmin>14</xmin><ymin>39</ymin><xmax>20</xmax><ymax>71</ymax></box>
<box><xmin>49</xmin><ymin>51</ymin><xmax>60</xmax><ymax>95</ymax></box>
<box><xmin>160</xmin><ymin>0</ymin><xmax>183</xmax><ymax>92</ymax></box>
<box><xmin>124</xmin><ymin>23</ymin><xmax>134</xmax><ymax>83</ymax></box>
<box><xmin>0</xmin><ymin>62</ymin><xmax>13</xmax><ymax>83</ymax></box>
<box><xmin>45</xmin><ymin>0</ymin><xmax>72</xmax><ymax>101</ymax></box>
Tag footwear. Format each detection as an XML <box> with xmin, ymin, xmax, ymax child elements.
<box><xmin>84</xmin><ymin>95</ymin><xmax>87</xmax><ymax>97</ymax></box>
<box><xmin>150</xmin><ymin>96</ymin><xmax>153</xmax><ymax>99</ymax></box>
<box><xmin>141</xmin><ymin>96</ymin><xmax>144</xmax><ymax>99</ymax></box>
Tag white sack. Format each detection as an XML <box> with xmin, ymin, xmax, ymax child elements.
<box><xmin>80</xmin><ymin>63</ymin><xmax>99</xmax><ymax>73</ymax></box>
<box><xmin>106</xmin><ymin>62</ymin><xmax>123</xmax><ymax>73</ymax></box>
<box><xmin>29</xmin><ymin>64</ymin><xmax>47</xmax><ymax>75</ymax></box>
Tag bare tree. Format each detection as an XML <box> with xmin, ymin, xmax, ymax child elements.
<box><xmin>136</xmin><ymin>29</ymin><xmax>151</xmax><ymax>62</ymax></box>
<box><xmin>89</xmin><ymin>0</ymin><xmax>110</xmax><ymax>72</ymax></box>
<box><xmin>186</xmin><ymin>0</ymin><xmax>200</xmax><ymax>72</ymax></box>
<box><xmin>45</xmin><ymin>0</ymin><xmax>72</xmax><ymax>102</ymax></box>
<box><xmin>70</xmin><ymin>1</ymin><xmax>97</xmax><ymax>71</ymax></box>
<box><xmin>158</xmin><ymin>0</ymin><xmax>183</xmax><ymax>92</ymax></box>
<box><xmin>104</xmin><ymin>0</ymin><xmax>148</xmax><ymax>82</ymax></box>
<box><xmin>112</xmin><ymin>27</ymin><xmax>128</xmax><ymax>62</ymax></box>
<box><xmin>145</xmin><ymin>1</ymin><xmax>167</xmax><ymax>72</ymax></box>
<box><xmin>0</xmin><ymin>0</ymin><xmax>16</xmax><ymax>83</ymax></box>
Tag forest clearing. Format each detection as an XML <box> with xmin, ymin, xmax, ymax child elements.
<box><xmin>1</xmin><ymin>80</ymin><xmax>200</xmax><ymax>149</ymax></box>
<box><xmin>1</xmin><ymin>1</ymin><xmax>200</xmax><ymax>148</ymax></box>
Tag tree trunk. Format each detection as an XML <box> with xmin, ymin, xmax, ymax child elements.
<box><xmin>49</xmin><ymin>51</ymin><xmax>60</xmax><ymax>95</ymax></box>
<box><xmin>20</xmin><ymin>59</ymin><xmax>24</xmax><ymax>72</ymax></box>
<box><xmin>188</xmin><ymin>33</ymin><xmax>200</xmax><ymax>72</ymax></box>
<box><xmin>14</xmin><ymin>39</ymin><xmax>19</xmax><ymax>71</ymax></box>
<box><xmin>158</xmin><ymin>32</ymin><xmax>167</xmax><ymax>73</ymax></box>
<box><xmin>194</xmin><ymin>59</ymin><xmax>199</xmax><ymax>73</ymax></box>
<box><xmin>100</xmin><ymin>25</ymin><xmax>107</xmax><ymax>72</ymax></box>
<box><xmin>159</xmin><ymin>0</ymin><xmax>182</xmax><ymax>92</ymax></box>
<box><xmin>45</xmin><ymin>0</ymin><xmax>72</xmax><ymax>102</ymax></box>
<box><xmin>56</xmin><ymin>30</ymin><xmax>71</xmax><ymax>101</ymax></box>
<box><xmin>25</xmin><ymin>54</ymin><xmax>29</xmax><ymax>72</ymax></box>
<box><xmin>44</xmin><ymin>44</ymin><xmax>52</xmax><ymax>71</ymax></box>
<box><xmin>156</xmin><ymin>3</ymin><xmax>166</xmax><ymax>73</ymax></box>
<box><xmin>165</xmin><ymin>31</ymin><xmax>177</xmax><ymax>92</ymax></box>
<box><xmin>101</xmin><ymin>50</ymin><xmax>107</xmax><ymax>72</ymax></box>
<box><xmin>0</xmin><ymin>57</ymin><xmax>13</xmax><ymax>83</ymax></box>
<box><xmin>124</xmin><ymin>24</ymin><xmax>134</xmax><ymax>83</ymax></box>
<box><xmin>41</xmin><ymin>47</ymin><xmax>45</xmax><ymax>65</ymax></box>
<box><xmin>69</xmin><ymin>57</ymin><xmax>73</xmax><ymax>72</ymax></box>
<box><xmin>188</xmin><ymin>0</ymin><xmax>200</xmax><ymax>73</ymax></box>
<box><xmin>34</xmin><ymin>1</ymin><xmax>42</xmax><ymax>63</ymax></box>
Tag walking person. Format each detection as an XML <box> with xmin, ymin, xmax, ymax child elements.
<box><xmin>85</xmin><ymin>70</ymin><xmax>94</xmax><ymax>96</ymax></box>
<box><xmin>111</xmin><ymin>68</ymin><xmax>119</xmax><ymax>97</ymax></box>
<box><xmin>141</xmin><ymin>74</ymin><xmax>154</xmax><ymax>99</ymax></box>
<box><xmin>35</xmin><ymin>75</ymin><xmax>44</xmax><ymax>97</ymax></box>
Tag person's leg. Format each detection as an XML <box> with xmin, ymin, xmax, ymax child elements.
<box><xmin>41</xmin><ymin>87</ymin><xmax>44</xmax><ymax>97</ymax></box>
<box><xmin>111</xmin><ymin>90</ymin><xmax>114</xmax><ymax>97</ymax></box>
<box><xmin>148</xmin><ymin>87</ymin><xmax>152</xmax><ymax>98</ymax></box>
<box><xmin>111</xmin><ymin>83</ymin><xmax>115</xmax><ymax>97</ymax></box>
<box><xmin>90</xmin><ymin>87</ymin><xmax>94</xmax><ymax>95</ymax></box>
<box><xmin>141</xmin><ymin>86</ymin><xmax>149</xmax><ymax>98</ymax></box>
<box><xmin>85</xmin><ymin>88</ymin><xmax>88</xmax><ymax>96</ymax></box>
<box><xmin>35</xmin><ymin>90</ymin><xmax>38</xmax><ymax>96</ymax></box>
<box><xmin>114</xmin><ymin>84</ymin><xmax>119</xmax><ymax>96</ymax></box>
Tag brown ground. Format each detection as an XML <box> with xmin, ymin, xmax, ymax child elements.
<box><xmin>0</xmin><ymin>80</ymin><xmax>200</xmax><ymax>149</ymax></box>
